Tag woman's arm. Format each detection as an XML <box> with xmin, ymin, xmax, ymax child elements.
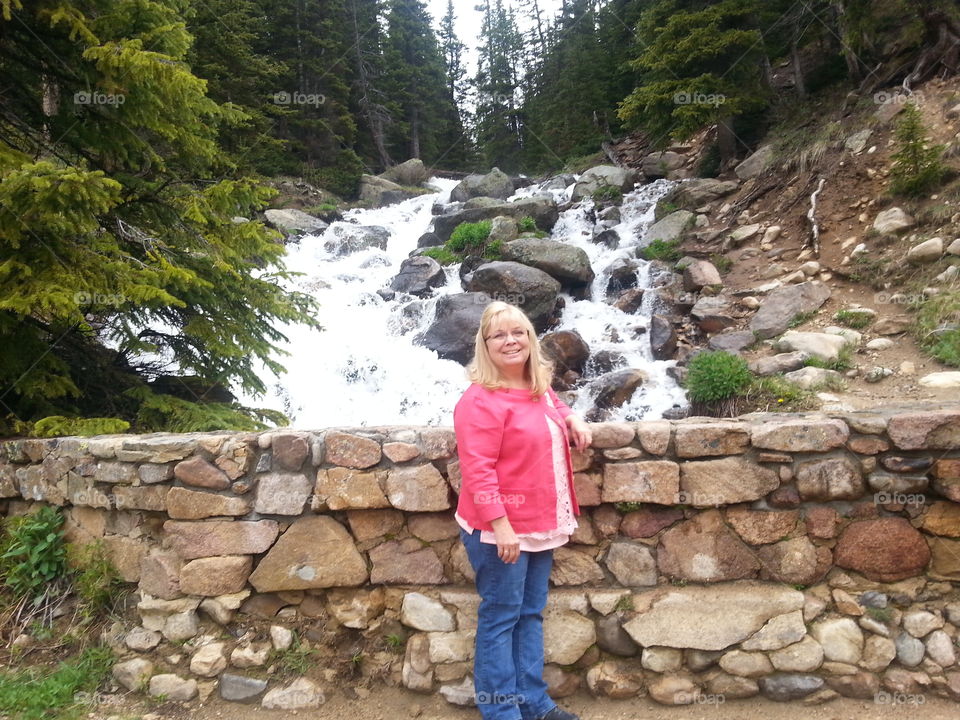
<box><xmin>548</xmin><ymin>387</ymin><xmax>592</xmax><ymax>451</ymax></box>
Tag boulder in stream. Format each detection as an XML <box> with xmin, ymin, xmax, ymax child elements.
<box><xmin>415</xmin><ymin>292</ymin><xmax>493</xmax><ymax>364</ymax></box>
<box><xmin>463</xmin><ymin>261</ymin><xmax>562</xmax><ymax>332</ymax></box>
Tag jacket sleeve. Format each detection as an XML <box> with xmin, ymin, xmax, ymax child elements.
<box><xmin>548</xmin><ymin>387</ymin><xmax>574</xmax><ymax>420</ymax></box>
<box><xmin>454</xmin><ymin>388</ymin><xmax>508</xmax><ymax>523</ymax></box>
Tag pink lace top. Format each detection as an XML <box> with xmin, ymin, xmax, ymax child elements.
<box><xmin>456</xmin><ymin>394</ymin><xmax>578</xmax><ymax>551</ymax></box>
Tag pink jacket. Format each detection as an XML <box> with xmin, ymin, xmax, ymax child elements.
<box><xmin>454</xmin><ymin>383</ymin><xmax>580</xmax><ymax>533</ymax></box>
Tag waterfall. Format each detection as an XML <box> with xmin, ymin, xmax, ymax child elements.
<box><xmin>238</xmin><ymin>176</ymin><xmax>688</xmax><ymax>427</ymax></box>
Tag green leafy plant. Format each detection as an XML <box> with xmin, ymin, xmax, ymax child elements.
<box><xmin>913</xmin><ymin>289</ymin><xmax>960</xmax><ymax>367</ymax></box>
<box><xmin>385</xmin><ymin>634</ymin><xmax>405</xmax><ymax>652</ymax></box>
<box><xmin>421</xmin><ymin>247</ymin><xmax>460</xmax><ymax>265</ymax></box>
<box><xmin>833</xmin><ymin>309</ymin><xmax>874</xmax><ymax>329</ymax></box>
<box><xmin>448</xmin><ymin>220</ymin><xmax>494</xmax><ymax>255</ymax></box>
<box><xmin>614</xmin><ymin>595</ymin><xmax>635</xmax><ymax>612</ymax></box>
<box><xmin>0</xmin><ymin>646</ymin><xmax>114</xmax><ymax>720</ymax></box>
<box><xmin>31</xmin><ymin>416</ymin><xmax>130</xmax><ymax>438</ymax></box>
<box><xmin>640</xmin><ymin>239</ymin><xmax>682</xmax><ymax>263</ymax></box>
<box><xmin>890</xmin><ymin>103</ymin><xmax>947</xmax><ymax>197</ymax></box>
<box><xmin>804</xmin><ymin>345</ymin><xmax>854</xmax><ymax>372</ymax></box>
<box><xmin>709</xmin><ymin>253</ymin><xmax>733</xmax><ymax>274</ymax></box>
<box><xmin>69</xmin><ymin>541</ymin><xmax>125</xmax><ymax>617</ymax></box>
<box><xmin>614</xmin><ymin>502</ymin><xmax>643</xmax><ymax>513</ymax></box>
<box><xmin>739</xmin><ymin>376</ymin><xmax>816</xmax><ymax>412</ymax></box>
<box><xmin>0</xmin><ymin>507</ymin><xmax>67</xmax><ymax>601</ymax></box>
<box><xmin>685</xmin><ymin>351</ymin><xmax>752</xmax><ymax>404</ymax></box>
<box><xmin>517</xmin><ymin>216</ymin><xmax>537</xmax><ymax>233</ymax></box>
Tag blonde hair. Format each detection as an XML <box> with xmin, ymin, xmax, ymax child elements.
<box><xmin>467</xmin><ymin>301</ymin><xmax>554</xmax><ymax>396</ymax></box>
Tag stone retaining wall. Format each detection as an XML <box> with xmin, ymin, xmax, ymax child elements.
<box><xmin>2</xmin><ymin>407</ymin><xmax>960</xmax><ymax>708</ymax></box>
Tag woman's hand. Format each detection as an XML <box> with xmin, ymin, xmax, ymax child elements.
<box><xmin>566</xmin><ymin>415</ymin><xmax>593</xmax><ymax>452</ymax></box>
<box><xmin>490</xmin><ymin>516</ymin><xmax>520</xmax><ymax>564</ymax></box>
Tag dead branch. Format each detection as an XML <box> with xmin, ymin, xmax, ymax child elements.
<box><xmin>806</xmin><ymin>177</ymin><xmax>827</xmax><ymax>257</ymax></box>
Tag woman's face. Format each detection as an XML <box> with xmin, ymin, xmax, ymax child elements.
<box><xmin>485</xmin><ymin>317</ymin><xmax>531</xmax><ymax>376</ymax></box>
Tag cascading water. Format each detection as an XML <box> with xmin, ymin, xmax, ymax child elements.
<box><xmin>238</xmin><ymin>175</ymin><xmax>689</xmax><ymax>428</ymax></box>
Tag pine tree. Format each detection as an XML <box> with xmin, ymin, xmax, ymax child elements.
<box><xmin>382</xmin><ymin>0</ymin><xmax>463</xmax><ymax>165</ymax></box>
<box><xmin>889</xmin><ymin>102</ymin><xmax>946</xmax><ymax>197</ymax></box>
<box><xmin>618</xmin><ymin>0</ymin><xmax>770</xmax><ymax>167</ymax></box>
<box><xmin>473</xmin><ymin>0</ymin><xmax>525</xmax><ymax>171</ymax></box>
<box><xmin>0</xmin><ymin>0</ymin><xmax>316</xmax><ymax>431</ymax></box>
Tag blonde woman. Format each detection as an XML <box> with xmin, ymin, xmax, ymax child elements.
<box><xmin>455</xmin><ymin>301</ymin><xmax>591</xmax><ymax>720</ymax></box>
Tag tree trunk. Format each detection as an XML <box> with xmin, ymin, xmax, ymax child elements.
<box><xmin>410</xmin><ymin>106</ymin><xmax>420</xmax><ymax>160</ymax></box>
<box><xmin>832</xmin><ymin>0</ymin><xmax>863</xmax><ymax>82</ymax></box>
<box><xmin>791</xmin><ymin>37</ymin><xmax>807</xmax><ymax>98</ymax></box>
<box><xmin>717</xmin><ymin>118</ymin><xmax>737</xmax><ymax>171</ymax></box>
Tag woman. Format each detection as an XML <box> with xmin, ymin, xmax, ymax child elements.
<box><xmin>454</xmin><ymin>301</ymin><xmax>592</xmax><ymax>720</ymax></box>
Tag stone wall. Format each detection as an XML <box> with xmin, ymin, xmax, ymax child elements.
<box><xmin>1</xmin><ymin>408</ymin><xmax>959</xmax><ymax>708</ymax></box>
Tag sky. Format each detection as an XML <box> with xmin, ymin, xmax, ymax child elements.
<box><xmin>425</xmin><ymin>0</ymin><xmax>566</xmax><ymax>74</ymax></box>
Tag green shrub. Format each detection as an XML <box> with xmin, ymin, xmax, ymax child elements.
<box><xmin>709</xmin><ymin>253</ymin><xmax>733</xmax><ymax>274</ymax></box>
<box><xmin>640</xmin><ymin>238</ymin><xmax>682</xmax><ymax>262</ymax></box>
<box><xmin>834</xmin><ymin>309</ymin><xmax>874</xmax><ymax>329</ymax></box>
<box><xmin>70</xmin><ymin>540</ymin><xmax>124</xmax><ymax>617</ymax></box>
<box><xmin>0</xmin><ymin>646</ymin><xmax>114</xmax><ymax>720</ymax></box>
<box><xmin>740</xmin><ymin>376</ymin><xmax>816</xmax><ymax>412</ymax></box>
<box><xmin>32</xmin><ymin>416</ymin><xmax>130</xmax><ymax>438</ymax></box>
<box><xmin>685</xmin><ymin>351</ymin><xmax>752</xmax><ymax>404</ymax></box>
<box><xmin>890</xmin><ymin>103</ymin><xmax>947</xmax><ymax>197</ymax></box>
<box><xmin>913</xmin><ymin>289</ymin><xmax>960</xmax><ymax>367</ymax></box>
<box><xmin>306</xmin><ymin>149</ymin><xmax>365</xmax><ymax>199</ymax></box>
<box><xmin>421</xmin><ymin>247</ymin><xmax>460</xmax><ymax>265</ymax></box>
<box><xmin>0</xmin><ymin>506</ymin><xmax>66</xmax><ymax>601</ymax></box>
<box><xmin>517</xmin><ymin>216</ymin><xmax>537</xmax><ymax>233</ymax></box>
<box><xmin>448</xmin><ymin>220</ymin><xmax>493</xmax><ymax>255</ymax></box>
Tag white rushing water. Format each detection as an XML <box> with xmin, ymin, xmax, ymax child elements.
<box><xmin>238</xmin><ymin>176</ymin><xmax>688</xmax><ymax>428</ymax></box>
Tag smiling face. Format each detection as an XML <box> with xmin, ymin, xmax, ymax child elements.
<box><xmin>484</xmin><ymin>317</ymin><xmax>531</xmax><ymax>379</ymax></box>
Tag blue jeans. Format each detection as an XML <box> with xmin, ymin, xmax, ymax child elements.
<box><xmin>460</xmin><ymin>528</ymin><xmax>556</xmax><ymax>720</ymax></box>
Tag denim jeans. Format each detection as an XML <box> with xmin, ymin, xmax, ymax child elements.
<box><xmin>460</xmin><ymin>528</ymin><xmax>556</xmax><ymax>720</ymax></box>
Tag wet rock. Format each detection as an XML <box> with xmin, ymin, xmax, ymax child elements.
<box><xmin>589</xmin><ymin>368</ymin><xmax>647</xmax><ymax>410</ymax></box>
<box><xmin>390</xmin><ymin>256</ymin><xmax>446</xmax><ymax>297</ymax></box>
<box><xmin>541</xmin><ymin>330</ymin><xmax>590</xmax><ymax>376</ymax></box>
<box><xmin>501</xmin><ymin>238</ymin><xmax>595</xmax><ymax>289</ymax></box>
<box><xmin>360</xmin><ymin>175</ymin><xmax>422</xmax><ymax>208</ymax></box>
<box><xmin>450</xmin><ymin>168</ymin><xmax>514</xmax><ymax>202</ymax></box>
<box><xmin>324</xmin><ymin>225</ymin><xmax>391</xmax><ymax>255</ymax></box>
<box><xmin>464</xmin><ymin>261</ymin><xmax>560</xmax><ymax>331</ymax></box>
<box><xmin>264</xmin><ymin>208</ymin><xmax>328</xmax><ymax>237</ymax></box>
<box><xmin>415</xmin><ymin>292</ymin><xmax>490</xmax><ymax>364</ymax></box>
<box><xmin>432</xmin><ymin>198</ymin><xmax>559</xmax><ymax>242</ymax></box>
<box><xmin>649</xmin><ymin>315</ymin><xmax>677</xmax><ymax>360</ymax></box>
<box><xmin>571</xmin><ymin>165</ymin><xmax>638</xmax><ymax>201</ymax></box>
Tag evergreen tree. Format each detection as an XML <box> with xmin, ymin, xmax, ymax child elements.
<box><xmin>382</xmin><ymin>0</ymin><xmax>464</xmax><ymax>165</ymax></box>
<box><xmin>435</xmin><ymin>0</ymin><xmax>473</xmax><ymax>167</ymax></box>
<box><xmin>473</xmin><ymin>0</ymin><xmax>525</xmax><ymax>171</ymax></box>
<box><xmin>0</xmin><ymin>0</ymin><xmax>316</xmax><ymax>432</ymax></box>
<box><xmin>618</xmin><ymin>0</ymin><xmax>770</xmax><ymax>167</ymax></box>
